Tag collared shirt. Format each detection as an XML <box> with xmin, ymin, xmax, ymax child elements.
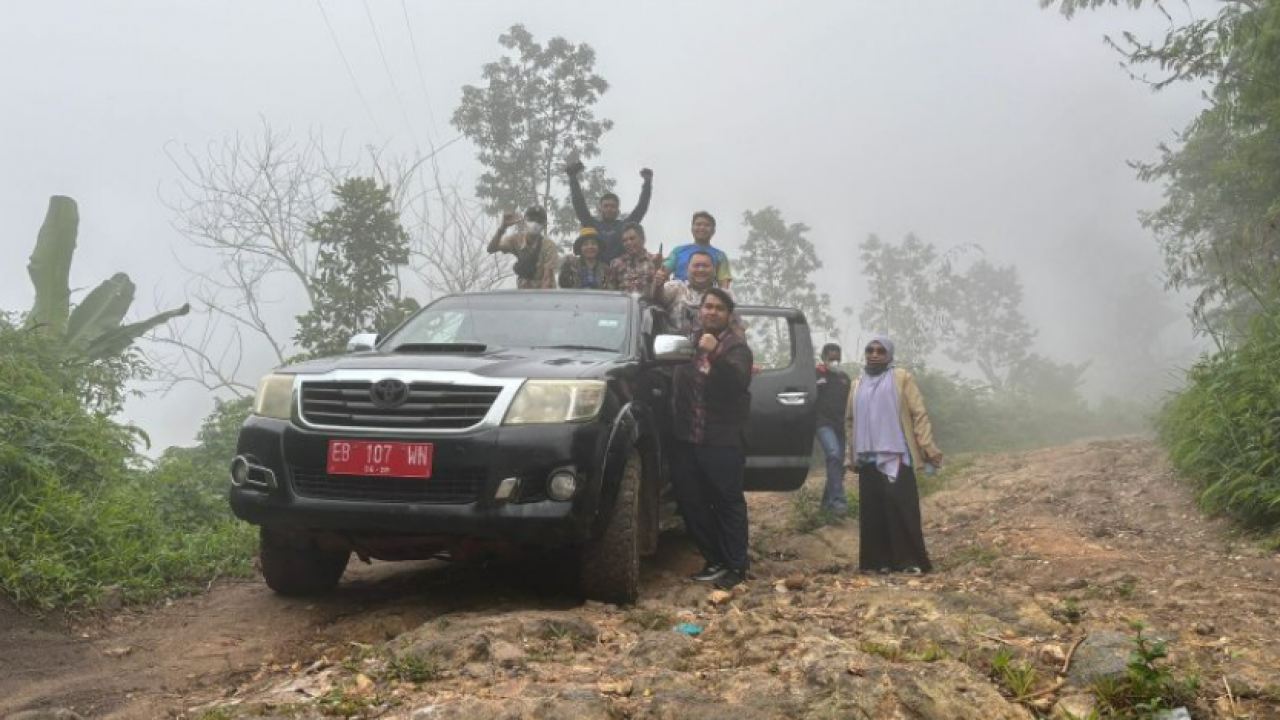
<box><xmin>604</xmin><ymin>251</ymin><xmax>657</xmax><ymax>293</ymax></box>
<box><xmin>656</xmin><ymin>279</ymin><xmax>716</xmax><ymax>333</ymax></box>
<box><xmin>672</xmin><ymin>328</ymin><xmax>754</xmax><ymax>447</ymax></box>
<box><xmin>656</xmin><ymin>279</ymin><xmax>745</xmax><ymax>336</ymax></box>
<box><xmin>498</xmin><ymin>232</ymin><xmax>559</xmax><ymax>290</ymax></box>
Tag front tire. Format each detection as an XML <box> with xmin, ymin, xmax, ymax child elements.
<box><xmin>579</xmin><ymin>449</ymin><xmax>641</xmax><ymax>604</ymax></box>
<box><xmin>258</xmin><ymin>528</ymin><xmax>349</xmax><ymax>596</ymax></box>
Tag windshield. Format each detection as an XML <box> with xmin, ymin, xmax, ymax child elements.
<box><xmin>382</xmin><ymin>293</ymin><xmax>632</xmax><ymax>354</ymax></box>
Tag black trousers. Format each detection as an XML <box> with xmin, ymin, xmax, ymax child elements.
<box><xmin>670</xmin><ymin>440</ymin><xmax>749</xmax><ymax>573</ymax></box>
<box><xmin>857</xmin><ymin>463</ymin><xmax>932</xmax><ymax>572</ymax></box>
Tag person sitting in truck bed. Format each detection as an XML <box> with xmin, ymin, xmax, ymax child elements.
<box><xmin>663</xmin><ymin>211</ymin><xmax>732</xmax><ymax>290</ymax></box>
<box><xmin>488</xmin><ymin>206</ymin><xmax>559</xmax><ymax>290</ymax></box>
<box><xmin>559</xmin><ymin>227</ymin><xmax>606</xmax><ymax>290</ymax></box>
<box><xmin>567</xmin><ymin>161</ymin><xmax>653</xmax><ymax>264</ymax></box>
<box><xmin>603</xmin><ymin>222</ymin><xmax>662</xmax><ymax>294</ymax></box>
<box><xmin>649</xmin><ymin>249</ymin><xmax>722</xmax><ymax>333</ymax></box>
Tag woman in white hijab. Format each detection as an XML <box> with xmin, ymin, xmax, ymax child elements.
<box><xmin>844</xmin><ymin>335</ymin><xmax>943</xmax><ymax>574</ymax></box>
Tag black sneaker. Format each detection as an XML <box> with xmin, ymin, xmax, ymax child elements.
<box><xmin>689</xmin><ymin>564</ymin><xmax>726</xmax><ymax>582</ymax></box>
<box><xmin>713</xmin><ymin>569</ymin><xmax>746</xmax><ymax>590</ymax></box>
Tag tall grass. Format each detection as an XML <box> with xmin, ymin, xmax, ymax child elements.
<box><xmin>0</xmin><ymin>333</ymin><xmax>255</xmax><ymax>611</ymax></box>
<box><xmin>1159</xmin><ymin>310</ymin><xmax>1280</xmax><ymax>534</ymax></box>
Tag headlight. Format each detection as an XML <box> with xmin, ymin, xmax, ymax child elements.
<box><xmin>503</xmin><ymin>380</ymin><xmax>606</xmax><ymax>425</ymax></box>
<box><xmin>252</xmin><ymin>374</ymin><xmax>295</xmax><ymax>419</ymax></box>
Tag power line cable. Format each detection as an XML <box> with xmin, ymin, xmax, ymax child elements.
<box><xmin>315</xmin><ymin>0</ymin><xmax>382</xmax><ymax>136</ymax></box>
<box><xmin>401</xmin><ymin>0</ymin><xmax>442</xmax><ymax>148</ymax></box>
<box><xmin>363</xmin><ymin>0</ymin><xmax>419</xmax><ymax>147</ymax></box>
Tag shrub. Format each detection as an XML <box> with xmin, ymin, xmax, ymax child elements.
<box><xmin>1159</xmin><ymin>309</ymin><xmax>1280</xmax><ymax>532</ymax></box>
<box><xmin>0</xmin><ymin>324</ymin><xmax>254</xmax><ymax>611</ymax></box>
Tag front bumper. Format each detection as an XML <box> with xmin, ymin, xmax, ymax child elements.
<box><xmin>229</xmin><ymin>416</ymin><xmax>611</xmax><ymax>546</ymax></box>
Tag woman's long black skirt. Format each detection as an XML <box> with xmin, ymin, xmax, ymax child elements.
<box><xmin>857</xmin><ymin>463</ymin><xmax>932</xmax><ymax>572</ymax></box>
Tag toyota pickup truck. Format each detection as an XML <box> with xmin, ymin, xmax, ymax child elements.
<box><xmin>229</xmin><ymin>290</ymin><xmax>817</xmax><ymax>603</ymax></box>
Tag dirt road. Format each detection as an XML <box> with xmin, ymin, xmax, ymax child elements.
<box><xmin>4</xmin><ymin>438</ymin><xmax>1277</xmax><ymax>719</ymax></box>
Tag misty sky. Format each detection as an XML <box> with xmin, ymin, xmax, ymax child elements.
<box><xmin>1</xmin><ymin>1</ymin><xmax>1208</xmax><ymax>450</ymax></box>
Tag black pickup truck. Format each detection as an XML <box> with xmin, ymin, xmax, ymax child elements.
<box><xmin>229</xmin><ymin>290</ymin><xmax>817</xmax><ymax>603</ymax></box>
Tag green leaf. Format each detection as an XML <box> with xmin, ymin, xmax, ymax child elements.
<box><xmin>25</xmin><ymin>196</ymin><xmax>79</xmax><ymax>335</ymax></box>
<box><xmin>66</xmin><ymin>273</ymin><xmax>136</xmax><ymax>349</ymax></box>
<box><xmin>82</xmin><ymin>303</ymin><xmax>191</xmax><ymax>360</ymax></box>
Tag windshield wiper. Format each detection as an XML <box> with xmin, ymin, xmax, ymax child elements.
<box><xmin>391</xmin><ymin>342</ymin><xmax>487</xmax><ymax>353</ymax></box>
<box><xmin>533</xmin><ymin>344</ymin><xmax>618</xmax><ymax>352</ymax></box>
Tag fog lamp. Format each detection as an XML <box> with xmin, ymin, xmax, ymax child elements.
<box><xmin>547</xmin><ymin>470</ymin><xmax>579</xmax><ymax>501</ymax></box>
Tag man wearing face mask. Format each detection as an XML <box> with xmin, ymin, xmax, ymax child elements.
<box><xmin>567</xmin><ymin>161</ymin><xmax>653</xmax><ymax>264</ymax></box>
<box><xmin>815</xmin><ymin>343</ymin><xmax>852</xmax><ymax>517</ymax></box>
<box><xmin>488</xmin><ymin>206</ymin><xmax>559</xmax><ymax>290</ymax></box>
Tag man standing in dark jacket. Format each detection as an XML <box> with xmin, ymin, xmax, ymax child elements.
<box><xmin>566</xmin><ymin>160</ymin><xmax>652</xmax><ymax>264</ymax></box>
<box><xmin>815</xmin><ymin>343</ymin><xmax>852</xmax><ymax>515</ymax></box>
<box><xmin>671</xmin><ymin>288</ymin><xmax>754</xmax><ymax>590</ymax></box>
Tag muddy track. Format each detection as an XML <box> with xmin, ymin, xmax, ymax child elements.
<box><xmin>4</xmin><ymin>438</ymin><xmax>1278</xmax><ymax>719</ymax></box>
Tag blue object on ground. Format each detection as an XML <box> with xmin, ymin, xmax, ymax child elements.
<box><xmin>673</xmin><ymin>623</ymin><xmax>703</xmax><ymax>636</ymax></box>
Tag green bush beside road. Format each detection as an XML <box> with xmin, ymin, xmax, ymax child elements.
<box><xmin>0</xmin><ymin>323</ymin><xmax>254</xmax><ymax>612</ymax></box>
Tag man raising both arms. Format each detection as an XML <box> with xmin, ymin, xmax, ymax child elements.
<box><xmin>664</xmin><ymin>211</ymin><xmax>732</xmax><ymax>290</ymax></box>
<box><xmin>567</xmin><ymin>161</ymin><xmax>653</xmax><ymax>264</ymax></box>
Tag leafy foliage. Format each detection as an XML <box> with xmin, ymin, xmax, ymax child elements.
<box><xmin>1093</xmin><ymin>623</ymin><xmax>1201</xmax><ymax>716</ymax></box>
<box><xmin>1158</xmin><ymin>307</ymin><xmax>1280</xmax><ymax>532</ymax></box>
<box><xmin>22</xmin><ymin>196</ymin><xmax>189</xmax><ymax>412</ymax></box>
<box><xmin>452</xmin><ymin>24</ymin><xmax>617</xmax><ymax>236</ymax></box>
<box><xmin>1049</xmin><ymin>0</ymin><xmax>1280</xmax><ymax>337</ymax></box>
<box><xmin>0</xmin><ymin>321</ymin><xmax>254</xmax><ymax>610</ymax></box>
<box><xmin>734</xmin><ymin>207</ymin><xmax>837</xmax><ymax>363</ymax></box>
<box><xmin>294</xmin><ymin>177</ymin><xmax>419</xmax><ymax>358</ymax></box>
<box><xmin>857</xmin><ymin>233</ymin><xmax>969</xmax><ymax>362</ymax></box>
<box><xmin>946</xmin><ymin>260</ymin><xmax>1036</xmax><ymax>391</ymax></box>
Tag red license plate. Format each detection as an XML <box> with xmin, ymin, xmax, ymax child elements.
<box><xmin>326</xmin><ymin>440</ymin><xmax>434</xmax><ymax>478</ymax></box>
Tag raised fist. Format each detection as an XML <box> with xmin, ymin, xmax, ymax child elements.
<box><xmin>565</xmin><ymin>159</ymin><xmax>585</xmax><ymax>176</ymax></box>
<box><xmin>698</xmin><ymin>333</ymin><xmax>719</xmax><ymax>354</ymax></box>
<box><xmin>640</xmin><ymin>168</ymin><xmax>653</xmax><ymax>181</ymax></box>
<box><xmin>501</xmin><ymin>211</ymin><xmax>521</xmax><ymax>227</ymax></box>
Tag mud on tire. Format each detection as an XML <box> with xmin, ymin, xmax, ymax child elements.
<box><xmin>579</xmin><ymin>449</ymin><xmax>642</xmax><ymax>604</ymax></box>
<box><xmin>258</xmin><ymin>528</ymin><xmax>349</xmax><ymax>596</ymax></box>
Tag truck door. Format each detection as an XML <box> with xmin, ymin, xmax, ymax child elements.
<box><xmin>737</xmin><ymin>306</ymin><xmax>818</xmax><ymax>491</ymax></box>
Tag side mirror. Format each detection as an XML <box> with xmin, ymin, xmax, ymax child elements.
<box><xmin>652</xmin><ymin>334</ymin><xmax>695</xmax><ymax>364</ymax></box>
<box><xmin>346</xmin><ymin>332</ymin><xmax>380</xmax><ymax>353</ymax></box>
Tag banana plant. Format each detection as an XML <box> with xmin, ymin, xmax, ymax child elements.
<box><xmin>25</xmin><ymin>195</ymin><xmax>189</xmax><ymax>360</ymax></box>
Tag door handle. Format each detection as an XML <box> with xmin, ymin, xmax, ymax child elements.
<box><xmin>776</xmin><ymin>391</ymin><xmax>808</xmax><ymax>405</ymax></box>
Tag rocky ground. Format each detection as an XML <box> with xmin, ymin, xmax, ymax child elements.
<box><xmin>3</xmin><ymin>438</ymin><xmax>1278</xmax><ymax>720</ymax></box>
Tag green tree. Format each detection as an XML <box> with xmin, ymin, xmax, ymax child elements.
<box><xmin>1047</xmin><ymin>0</ymin><xmax>1280</xmax><ymax>338</ymax></box>
<box><xmin>294</xmin><ymin>178</ymin><xmax>418</xmax><ymax>357</ymax></box>
<box><xmin>734</xmin><ymin>207</ymin><xmax>837</xmax><ymax>363</ymax></box>
<box><xmin>946</xmin><ymin>259</ymin><xmax>1036</xmax><ymax>392</ymax></box>
<box><xmin>452</xmin><ymin>24</ymin><xmax>616</xmax><ymax>236</ymax></box>
<box><xmin>857</xmin><ymin>233</ymin><xmax>967</xmax><ymax>364</ymax></box>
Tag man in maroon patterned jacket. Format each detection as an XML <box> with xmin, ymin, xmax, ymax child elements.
<box><xmin>670</xmin><ymin>288</ymin><xmax>754</xmax><ymax>590</ymax></box>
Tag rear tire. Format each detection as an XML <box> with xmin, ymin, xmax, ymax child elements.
<box><xmin>579</xmin><ymin>449</ymin><xmax>641</xmax><ymax>604</ymax></box>
<box><xmin>258</xmin><ymin>528</ymin><xmax>349</xmax><ymax>596</ymax></box>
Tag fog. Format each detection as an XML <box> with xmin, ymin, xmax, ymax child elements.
<box><xmin>0</xmin><ymin>1</ymin><xmax>1208</xmax><ymax>450</ymax></box>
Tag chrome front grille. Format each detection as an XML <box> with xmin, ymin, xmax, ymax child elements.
<box><xmin>299</xmin><ymin>380</ymin><xmax>503</xmax><ymax>430</ymax></box>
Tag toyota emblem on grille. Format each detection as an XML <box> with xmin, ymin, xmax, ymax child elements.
<box><xmin>370</xmin><ymin>379</ymin><xmax>410</xmax><ymax>409</ymax></box>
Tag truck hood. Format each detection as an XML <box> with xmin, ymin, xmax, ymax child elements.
<box><xmin>278</xmin><ymin>347</ymin><xmax>625</xmax><ymax>380</ymax></box>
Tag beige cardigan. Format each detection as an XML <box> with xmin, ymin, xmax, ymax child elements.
<box><xmin>844</xmin><ymin>367</ymin><xmax>941</xmax><ymax>470</ymax></box>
